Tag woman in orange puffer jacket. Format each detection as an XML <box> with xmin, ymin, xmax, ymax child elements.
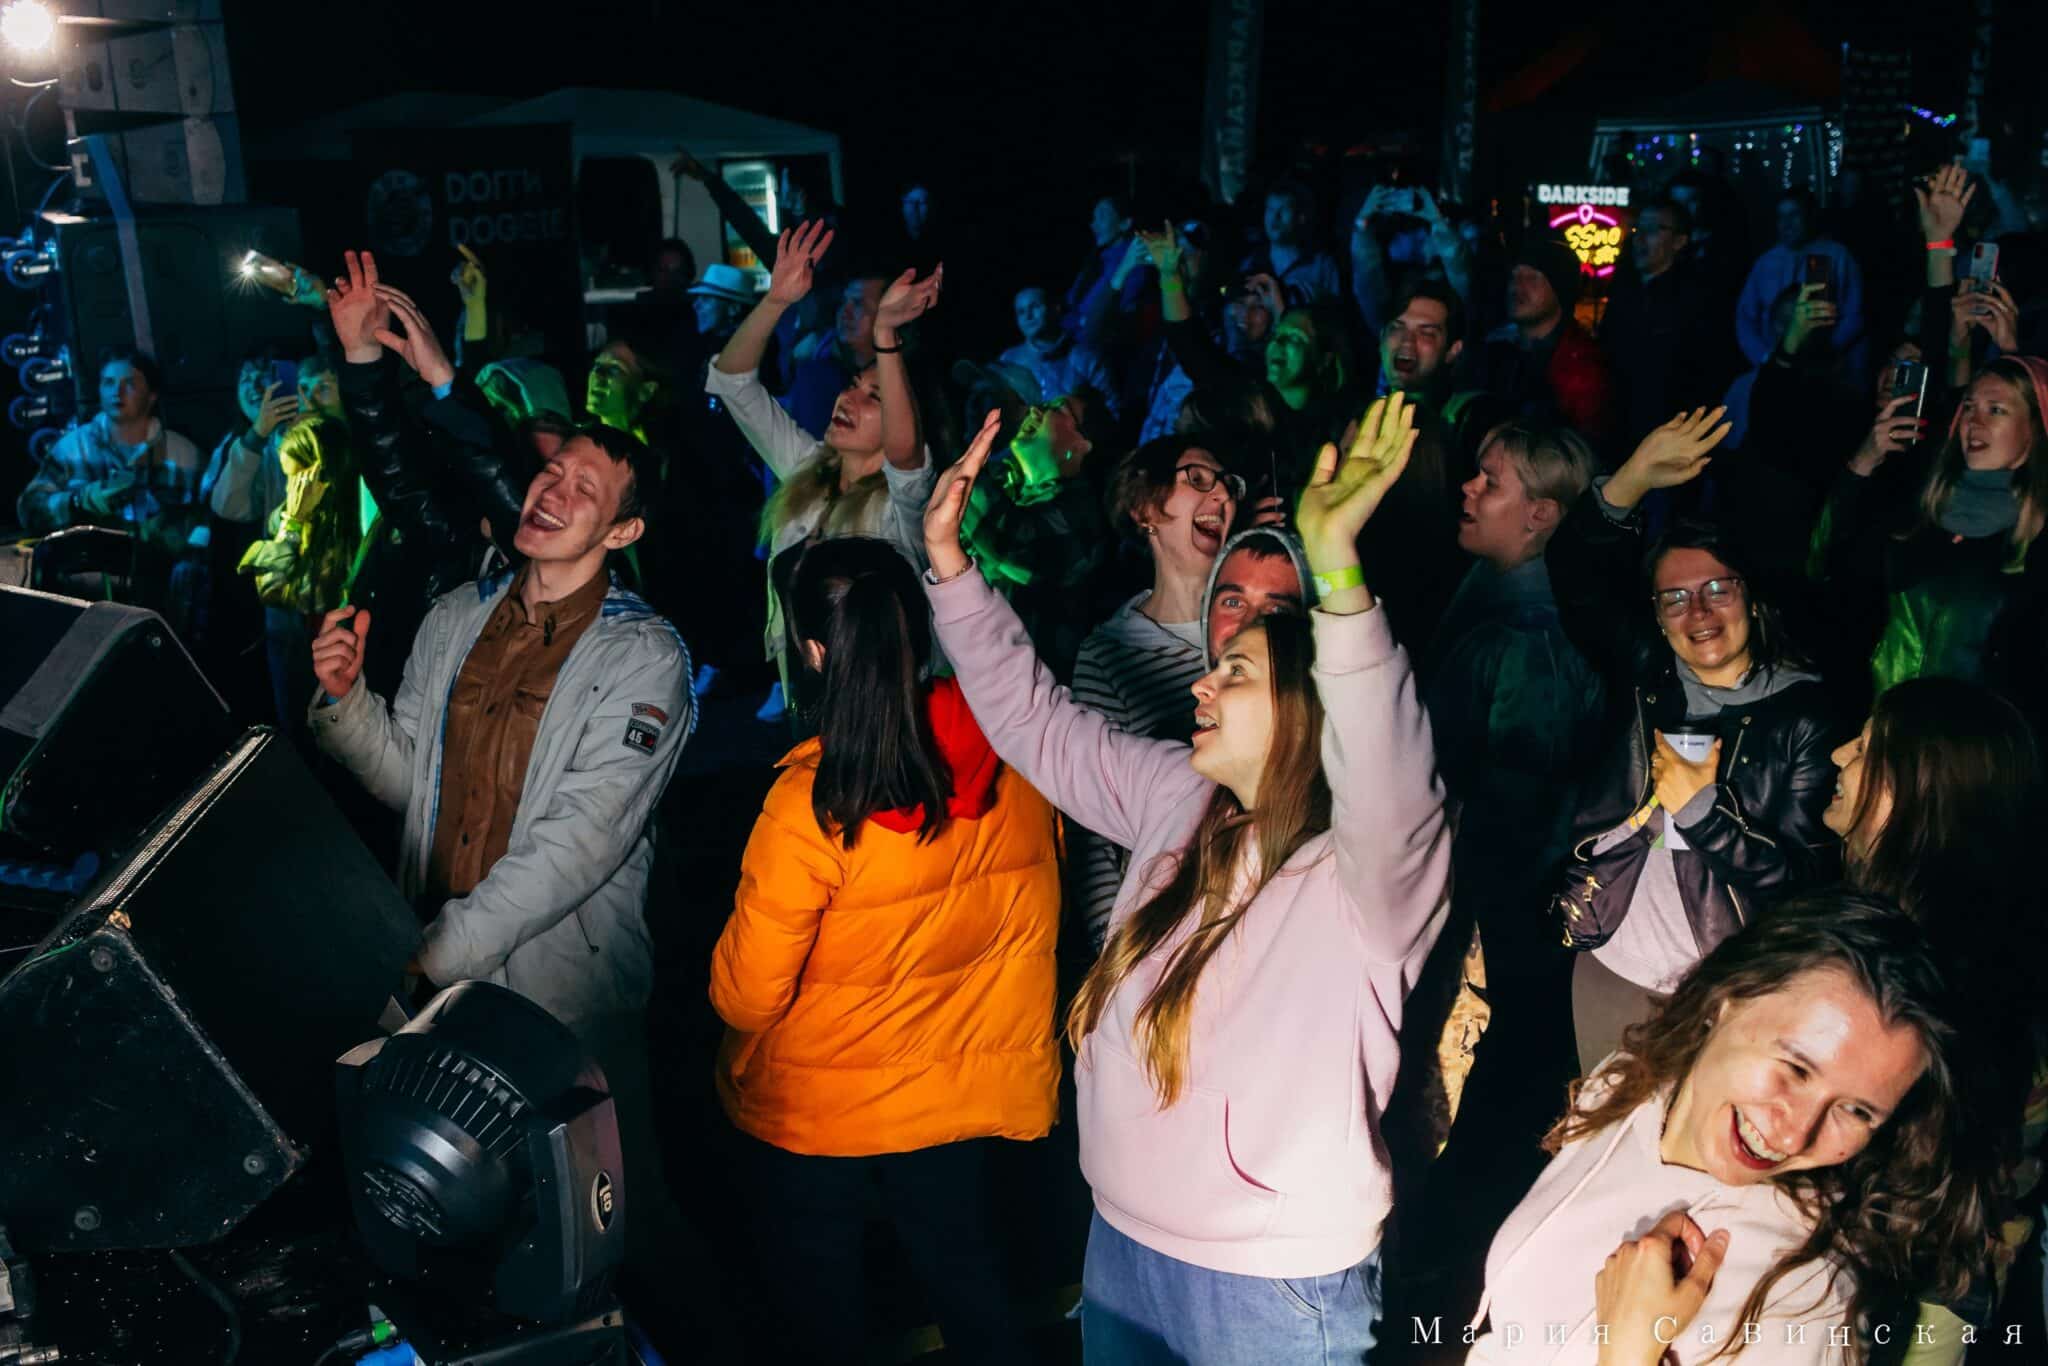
<box><xmin>710</xmin><ymin>535</ymin><xmax>1060</xmax><ymax>1365</ymax></box>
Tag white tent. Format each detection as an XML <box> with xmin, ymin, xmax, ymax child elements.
<box><xmin>254</xmin><ymin>86</ymin><xmax>843</xmax><ymax>285</ymax></box>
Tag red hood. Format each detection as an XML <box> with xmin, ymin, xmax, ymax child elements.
<box><xmin>869</xmin><ymin>676</ymin><xmax>999</xmax><ymax>832</ymax></box>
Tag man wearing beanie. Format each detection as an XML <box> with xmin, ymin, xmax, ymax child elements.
<box><xmin>1477</xmin><ymin>235</ymin><xmax>1616</xmax><ymax>451</ymax></box>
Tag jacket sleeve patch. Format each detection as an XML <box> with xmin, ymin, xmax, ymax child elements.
<box><xmin>623</xmin><ymin>717</ymin><xmax>661</xmax><ymax>754</ymax></box>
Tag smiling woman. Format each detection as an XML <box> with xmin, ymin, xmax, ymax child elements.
<box><xmin>1547</xmin><ymin>410</ymin><xmax>1844</xmax><ymax>1071</ymax></box>
<box><xmin>1468</xmin><ymin>895</ymin><xmax>1995</xmax><ymax>1365</ymax></box>
<box><xmin>920</xmin><ymin>399</ymin><xmax>1449</xmax><ymax>1363</ymax></box>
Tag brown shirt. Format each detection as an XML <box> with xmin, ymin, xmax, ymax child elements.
<box><xmin>424</xmin><ymin>567</ymin><xmax>609</xmax><ymax>905</ymax></box>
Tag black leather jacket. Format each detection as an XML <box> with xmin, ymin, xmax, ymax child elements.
<box><xmin>1547</xmin><ymin>488</ymin><xmax>1844</xmax><ymax>960</ymax></box>
<box><xmin>340</xmin><ymin>356</ymin><xmax>528</xmax><ymax>697</ymax></box>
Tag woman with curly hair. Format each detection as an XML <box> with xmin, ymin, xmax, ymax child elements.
<box><xmin>1468</xmin><ymin>894</ymin><xmax>1994</xmax><ymax>1364</ymax></box>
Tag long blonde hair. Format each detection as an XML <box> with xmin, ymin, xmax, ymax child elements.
<box><xmin>1065</xmin><ymin>615</ymin><xmax>1331</xmax><ymax>1105</ymax></box>
<box><xmin>1919</xmin><ymin>356</ymin><xmax>2048</xmax><ymax>564</ymax></box>
<box><xmin>759</xmin><ymin>444</ymin><xmax>888</xmax><ymax>550</ymax></box>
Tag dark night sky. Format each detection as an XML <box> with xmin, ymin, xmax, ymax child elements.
<box><xmin>218</xmin><ymin>0</ymin><xmax>1991</xmax><ymax>294</ymax></box>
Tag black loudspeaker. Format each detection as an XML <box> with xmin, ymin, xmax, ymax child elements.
<box><xmin>43</xmin><ymin>204</ymin><xmax>306</xmax><ymax>442</ymax></box>
<box><xmin>0</xmin><ymin>727</ymin><xmax>421</xmax><ymax>1253</ymax></box>
<box><xmin>0</xmin><ymin>584</ymin><xmax>237</xmax><ymax>869</ymax></box>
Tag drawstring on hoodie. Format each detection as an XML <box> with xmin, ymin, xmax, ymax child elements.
<box><xmin>1467</xmin><ymin>1103</ymin><xmax>1639</xmax><ymax>1337</ymax></box>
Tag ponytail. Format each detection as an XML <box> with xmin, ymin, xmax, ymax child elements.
<box><xmin>791</xmin><ymin>537</ymin><xmax>952</xmax><ymax>847</ymax></box>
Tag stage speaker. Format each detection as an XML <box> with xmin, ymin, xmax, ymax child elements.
<box><xmin>0</xmin><ymin>583</ymin><xmax>236</xmax><ymax>868</ymax></box>
<box><xmin>41</xmin><ymin>203</ymin><xmax>306</xmax><ymax>442</ymax></box>
<box><xmin>0</xmin><ymin>727</ymin><xmax>421</xmax><ymax>1253</ymax></box>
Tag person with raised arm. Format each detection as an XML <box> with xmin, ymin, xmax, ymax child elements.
<box><xmin>705</xmin><ymin>219</ymin><xmax>938</xmax><ymax>725</ymax></box>
<box><xmin>921</xmin><ymin>396</ymin><xmax>1450</xmax><ymax>1363</ymax></box>
<box><xmin>1549</xmin><ymin>409</ymin><xmax>1841</xmax><ymax>1071</ymax></box>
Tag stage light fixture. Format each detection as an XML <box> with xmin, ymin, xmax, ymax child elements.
<box><xmin>0</xmin><ymin>1</ymin><xmax>56</xmax><ymax>52</ymax></box>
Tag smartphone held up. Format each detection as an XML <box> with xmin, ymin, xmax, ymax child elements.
<box><xmin>238</xmin><ymin>251</ymin><xmax>326</xmax><ymax>306</ymax></box>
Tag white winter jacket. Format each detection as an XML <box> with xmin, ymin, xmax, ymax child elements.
<box><xmin>311</xmin><ymin>570</ymin><xmax>693</xmax><ymax>1032</ymax></box>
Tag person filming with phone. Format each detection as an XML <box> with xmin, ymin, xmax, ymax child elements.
<box><xmin>1735</xmin><ymin>188</ymin><xmax>1868</xmax><ymax>379</ymax></box>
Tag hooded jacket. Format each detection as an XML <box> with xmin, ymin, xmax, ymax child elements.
<box><xmin>472</xmin><ymin>357</ymin><xmax>572</xmax><ymax>421</ymax></box>
<box><xmin>710</xmin><ymin>677</ymin><xmax>1062</xmax><ymax>1157</ymax></box>
<box><xmin>1467</xmin><ymin>1063</ymin><xmax>1851</xmax><ymax>1363</ymax></box>
<box><xmin>928</xmin><ymin>569</ymin><xmax>1450</xmax><ymax>1278</ymax></box>
<box><xmin>1197</xmin><ymin>525</ymin><xmax>1316</xmax><ymax>665</ymax></box>
<box><xmin>310</xmin><ymin>569</ymin><xmax>691</xmax><ymax>1034</ymax></box>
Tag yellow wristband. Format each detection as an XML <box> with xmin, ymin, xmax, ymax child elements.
<box><xmin>1310</xmin><ymin>563</ymin><xmax>1364</xmax><ymax>598</ymax></box>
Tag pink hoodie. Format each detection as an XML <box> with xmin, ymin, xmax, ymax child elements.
<box><xmin>928</xmin><ymin>571</ymin><xmax>1450</xmax><ymax>1278</ymax></box>
<box><xmin>1466</xmin><ymin>1068</ymin><xmax>1852</xmax><ymax>1364</ymax></box>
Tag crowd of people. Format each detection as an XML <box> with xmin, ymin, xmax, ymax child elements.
<box><xmin>9</xmin><ymin>143</ymin><xmax>2048</xmax><ymax>1365</ymax></box>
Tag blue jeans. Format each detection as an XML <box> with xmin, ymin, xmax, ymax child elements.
<box><xmin>1080</xmin><ymin>1211</ymin><xmax>1381</xmax><ymax>1364</ymax></box>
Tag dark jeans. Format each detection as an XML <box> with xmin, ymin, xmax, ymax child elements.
<box><xmin>739</xmin><ymin>1133</ymin><xmax>1030</xmax><ymax>1365</ymax></box>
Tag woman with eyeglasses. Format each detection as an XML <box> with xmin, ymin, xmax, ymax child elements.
<box><xmin>1068</xmin><ymin>437</ymin><xmax>1273</xmax><ymax>951</ymax></box>
<box><xmin>1548</xmin><ymin>409</ymin><xmax>1843</xmax><ymax>1070</ymax></box>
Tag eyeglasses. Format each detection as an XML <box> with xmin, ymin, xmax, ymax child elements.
<box><xmin>1177</xmin><ymin>463</ymin><xmax>1246</xmax><ymax>500</ymax></box>
<box><xmin>1652</xmin><ymin>576</ymin><xmax>1744</xmax><ymax>617</ymax></box>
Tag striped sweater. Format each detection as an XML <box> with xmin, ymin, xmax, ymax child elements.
<box><xmin>1066</xmin><ymin>592</ymin><xmax>1207</xmax><ymax>949</ymax></box>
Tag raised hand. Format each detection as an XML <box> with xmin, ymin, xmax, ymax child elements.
<box><xmin>1959</xmin><ymin>278</ymin><xmax>2020</xmax><ymax>352</ymax></box>
<box><xmin>1592</xmin><ymin>1210</ymin><xmax>1728</xmax><ymax>1366</ymax></box>
<box><xmin>372</xmin><ymin>283</ymin><xmax>457</xmax><ymax>390</ymax></box>
<box><xmin>327</xmin><ymin>251</ymin><xmax>394</xmax><ymax>364</ymax></box>
<box><xmin>1781</xmin><ymin>282</ymin><xmax>1838</xmax><ymax>356</ymax></box>
<box><xmin>449</xmin><ymin>243</ymin><xmax>486</xmax><ymax>306</ymax></box>
<box><xmin>766</xmin><ymin>219</ymin><xmax>834</xmax><ymax>307</ymax></box>
<box><xmin>923</xmin><ymin>408</ymin><xmax>1005</xmax><ymax>581</ymax></box>
<box><xmin>1607</xmin><ymin>407</ymin><xmax>1732</xmax><ymax>509</ymax></box>
<box><xmin>1295</xmin><ymin>393</ymin><xmax>1418</xmax><ymax>566</ymax></box>
<box><xmin>1850</xmin><ymin>394</ymin><xmax>1925</xmax><ymax>476</ymax></box>
<box><xmin>1134</xmin><ymin>222</ymin><xmax>1184</xmax><ymax>280</ymax></box>
<box><xmin>311</xmin><ymin>604</ymin><xmax>371</xmax><ymax>701</ymax></box>
<box><xmin>875</xmin><ymin>264</ymin><xmax>943</xmax><ymax>337</ymax></box>
<box><xmin>1915</xmin><ymin>164</ymin><xmax>1976</xmax><ymax>245</ymax></box>
<box><xmin>252</xmin><ymin>383</ymin><xmax>298</xmax><ymax>440</ymax></box>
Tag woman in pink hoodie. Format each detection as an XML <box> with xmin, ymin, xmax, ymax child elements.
<box><xmin>922</xmin><ymin>398</ymin><xmax>1452</xmax><ymax>1363</ymax></box>
<box><xmin>1467</xmin><ymin>894</ymin><xmax>1991</xmax><ymax>1365</ymax></box>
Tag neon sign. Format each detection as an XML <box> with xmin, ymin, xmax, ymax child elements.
<box><xmin>1551</xmin><ymin>203</ymin><xmax>1624</xmax><ymax>278</ymax></box>
<box><xmin>1535</xmin><ymin>184</ymin><xmax>1629</xmax><ymax>206</ymax></box>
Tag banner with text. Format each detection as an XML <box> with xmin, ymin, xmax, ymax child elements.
<box><xmin>350</xmin><ymin>124</ymin><xmax>581</xmax><ymax>365</ymax></box>
<box><xmin>1200</xmin><ymin>0</ymin><xmax>1263</xmax><ymax>206</ymax></box>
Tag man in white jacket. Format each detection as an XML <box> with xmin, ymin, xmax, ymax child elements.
<box><xmin>305</xmin><ymin>420</ymin><xmax>691</xmax><ymax>1034</ymax></box>
<box><xmin>305</xmin><ymin>250</ymin><xmax>693</xmax><ymax>1036</ymax></box>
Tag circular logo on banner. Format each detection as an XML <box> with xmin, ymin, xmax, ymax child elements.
<box><xmin>589</xmin><ymin>1170</ymin><xmax>615</xmax><ymax>1232</ymax></box>
<box><xmin>366</xmin><ymin>169</ymin><xmax>435</xmax><ymax>258</ymax></box>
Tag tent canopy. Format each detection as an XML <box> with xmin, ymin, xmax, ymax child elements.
<box><xmin>252</xmin><ymin>86</ymin><xmax>842</xmax><ymax>291</ymax></box>
<box><xmin>253</xmin><ymin>86</ymin><xmax>839</xmax><ymax>170</ymax></box>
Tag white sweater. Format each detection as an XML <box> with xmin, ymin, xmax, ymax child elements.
<box><xmin>1466</xmin><ymin>1072</ymin><xmax>1852</xmax><ymax>1364</ymax></box>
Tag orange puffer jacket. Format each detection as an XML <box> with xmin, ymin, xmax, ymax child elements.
<box><xmin>710</xmin><ymin>679</ymin><xmax>1062</xmax><ymax>1156</ymax></box>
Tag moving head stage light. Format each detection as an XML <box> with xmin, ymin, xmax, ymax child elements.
<box><xmin>336</xmin><ymin>982</ymin><xmax>627</xmax><ymax>1333</ymax></box>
